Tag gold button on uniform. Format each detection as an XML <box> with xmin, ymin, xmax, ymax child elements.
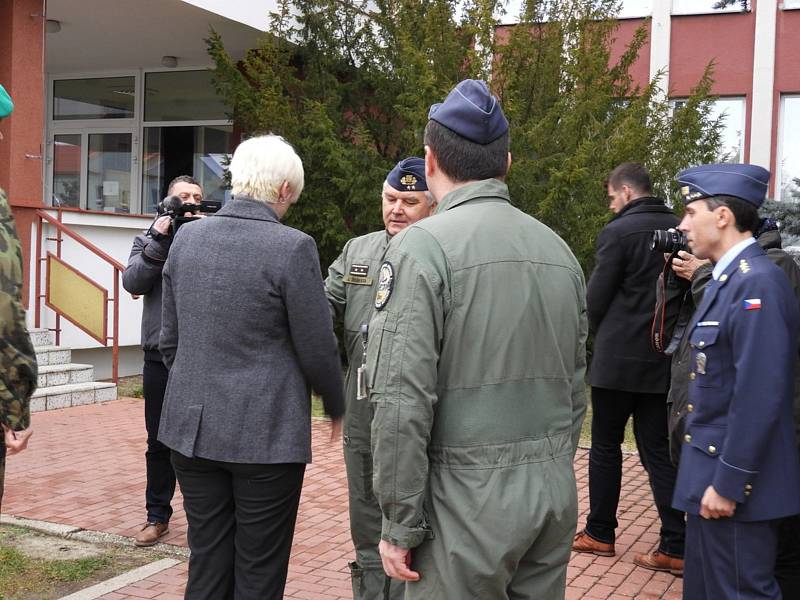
<box><xmin>687</xmin><ymin>404</ymin><xmax>694</xmax><ymax>412</ymax></box>
<box><xmin>708</xmin><ymin>445</ymin><xmax>716</xmax><ymax>454</ymax></box>
<box><xmin>684</xmin><ymin>434</ymin><xmax>692</xmax><ymax>443</ymax></box>
<box><xmin>689</xmin><ymin>373</ymin><xmax>696</xmax><ymax>381</ymax></box>
<box><xmin>699</xmin><ymin>341</ymin><xmax>705</xmax><ymax>348</ymax></box>
<box><xmin>745</xmin><ymin>484</ymin><xmax>752</xmax><ymax>491</ymax></box>
<box><xmin>744</xmin><ymin>490</ymin><xmax>751</xmax><ymax>497</ymax></box>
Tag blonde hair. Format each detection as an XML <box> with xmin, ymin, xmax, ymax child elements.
<box><xmin>229</xmin><ymin>134</ymin><xmax>305</xmax><ymax>204</ymax></box>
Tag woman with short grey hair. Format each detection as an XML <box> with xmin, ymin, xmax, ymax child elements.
<box><xmin>158</xmin><ymin>134</ymin><xmax>344</xmax><ymax>600</ymax></box>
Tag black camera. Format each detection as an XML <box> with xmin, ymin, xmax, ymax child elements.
<box><xmin>157</xmin><ymin>195</ymin><xmax>222</xmax><ymax>234</ymax></box>
<box><xmin>651</xmin><ymin>228</ymin><xmax>689</xmax><ymax>254</ymax></box>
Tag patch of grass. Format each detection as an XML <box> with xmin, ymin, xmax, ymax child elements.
<box><xmin>117</xmin><ymin>375</ymin><xmax>143</xmax><ymax>398</ymax></box>
<box><xmin>42</xmin><ymin>556</ymin><xmax>111</xmax><ymax>582</ymax></box>
<box><xmin>311</xmin><ymin>394</ymin><xmax>326</xmax><ymax>418</ymax></box>
<box><xmin>0</xmin><ymin>525</ymin><xmax>158</xmax><ymax>600</ymax></box>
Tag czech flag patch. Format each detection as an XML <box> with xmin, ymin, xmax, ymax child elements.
<box><xmin>743</xmin><ymin>298</ymin><xmax>762</xmax><ymax>311</ymax></box>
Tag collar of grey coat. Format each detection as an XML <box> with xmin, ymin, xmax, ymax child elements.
<box><xmin>215</xmin><ymin>196</ymin><xmax>280</xmax><ymax>222</ymax></box>
<box><xmin>435</xmin><ymin>178</ymin><xmax>510</xmax><ymax>214</ymax></box>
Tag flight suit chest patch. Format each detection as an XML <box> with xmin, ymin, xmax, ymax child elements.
<box><xmin>343</xmin><ymin>263</ymin><xmax>373</xmax><ymax>286</ymax></box>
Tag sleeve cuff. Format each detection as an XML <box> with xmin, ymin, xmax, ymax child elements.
<box><xmin>381</xmin><ymin>517</ymin><xmax>431</xmax><ymax>549</ymax></box>
<box><xmin>712</xmin><ymin>457</ymin><xmax>756</xmax><ymax>504</ymax></box>
<box><xmin>142</xmin><ymin>238</ymin><xmax>171</xmax><ymax>263</ymax></box>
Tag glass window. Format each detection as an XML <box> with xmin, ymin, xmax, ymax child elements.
<box><xmin>671</xmin><ymin>97</ymin><xmax>745</xmax><ymax>162</ymax></box>
<box><xmin>779</xmin><ymin>96</ymin><xmax>800</xmax><ymax>201</ymax></box>
<box><xmin>87</xmin><ymin>133</ymin><xmax>132</xmax><ymax>213</ymax></box>
<box><xmin>619</xmin><ymin>0</ymin><xmax>652</xmax><ymax>18</ymax></box>
<box><xmin>144</xmin><ymin>71</ymin><xmax>228</xmax><ymax>122</ymax></box>
<box><xmin>142</xmin><ymin>125</ymin><xmax>233</xmax><ymax>213</ymax></box>
<box><xmin>672</xmin><ymin>0</ymin><xmax>746</xmax><ymax>15</ymax></box>
<box><xmin>53</xmin><ymin>77</ymin><xmax>135</xmax><ymax>120</ymax></box>
<box><xmin>783</xmin><ymin>0</ymin><xmax>800</xmax><ymax>8</ymax></box>
<box><xmin>52</xmin><ymin>134</ymin><xmax>82</xmax><ymax>208</ymax></box>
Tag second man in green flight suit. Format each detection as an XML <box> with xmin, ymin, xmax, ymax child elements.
<box><xmin>325</xmin><ymin>157</ymin><xmax>435</xmax><ymax>600</ymax></box>
<box><xmin>367</xmin><ymin>80</ymin><xmax>588</xmax><ymax>599</ymax></box>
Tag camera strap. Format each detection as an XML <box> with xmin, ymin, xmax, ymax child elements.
<box><xmin>651</xmin><ymin>261</ymin><xmax>691</xmax><ymax>355</ymax></box>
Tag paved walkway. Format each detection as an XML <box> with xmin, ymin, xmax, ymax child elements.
<box><xmin>3</xmin><ymin>399</ymin><xmax>682</xmax><ymax>599</ymax></box>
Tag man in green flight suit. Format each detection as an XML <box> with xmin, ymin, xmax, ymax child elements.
<box><xmin>0</xmin><ymin>83</ymin><xmax>37</xmax><ymax>511</ymax></box>
<box><xmin>326</xmin><ymin>157</ymin><xmax>434</xmax><ymax>600</ymax></box>
<box><xmin>366</xmin><ymin>79</ymin><xmax>588</xmax><ymax>599</ymax></box>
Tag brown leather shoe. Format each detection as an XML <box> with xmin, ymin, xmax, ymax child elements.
<box><xmin>572</xmin><ymin>530</ymin><xmax>615</xmax><ymax>557</ymax></box>
<box><xmin>134</xmin><ymin>522</ymin><xmax>169</xmax><ymax>547</ymax></box>
<box><xmin>633</xmin><ymin>550</ymin><xmax>684</xmax><ymax>576</ymax></box>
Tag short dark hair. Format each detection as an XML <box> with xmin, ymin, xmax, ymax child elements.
<box><xmin>607</xmin><ymin>162</ymin><xmax>652</xmax><ymax>195</ymax></box>
<box><xmin>167</xmin><ymin>175</ymin><xmax>201</xmax><ymax>194</ymax></box>
<box><xmin>703</xmin><ymin>195</ymin><xmax>760</xmax><ymax>234</ymax></box>
<box><xmin>423</xmin><ymin>120</ymin><xmax>509</xmax><ymax>183</ymax></box>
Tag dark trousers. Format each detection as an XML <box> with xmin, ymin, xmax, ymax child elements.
<box><xmin>171</xmin><ymin>451</ymin><xmax>305</xmax><ymax>600</ymax></box>
<box><xmin>684</xmin><ymin>515</ymin><xmax>781</xmax><ymax>599</ymax></box>
<box><xmin>586</xmin><ymin>387</ymin><xmax>685</xmax><ymax>557</ymax></box>
<box><xmin>143</xmin><ymin>358</ymin><xmax>176</xmax><ymax>524</ymax></box>
<box><xmin>776</xmin><ymin>514</ymin><xmax>800</xmax><ymax>599</ymax></box>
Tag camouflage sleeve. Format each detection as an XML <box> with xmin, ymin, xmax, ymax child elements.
<box><xmin>0</xmin><ymin>188</ymin><xmax>37</xmax><ymax>431</ymax></box>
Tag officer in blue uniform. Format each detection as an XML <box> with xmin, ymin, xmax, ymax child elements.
<box><xmin>672</xmin><ymin>163</ymin><xmax>800</xmax><ymax>599</ymax></box>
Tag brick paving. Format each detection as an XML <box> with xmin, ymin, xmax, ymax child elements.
<box><xmin>3</xmin><ymin>399</ymin><xmax>683</xmax><ymax>599</ymax></box>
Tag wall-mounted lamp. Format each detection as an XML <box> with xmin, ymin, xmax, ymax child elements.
<box><xmin>161</xmin><ymin>56</ymin><xmax>178</xmax><ymax>68</ymax></box>
<box><xmin>45</xmin><ymin>19</ymin><xmax>61</xmax><ymax>34</ymax></box>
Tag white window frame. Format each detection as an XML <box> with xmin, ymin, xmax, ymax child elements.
<box><xmin>46</xmin><ymin>67</ymin><xmax>233</xmax><ymax>216</ymax></box>
<box><xmin>777</xmin><ymin>94</ymin><xmax>800</xmax><ymax>202</ymax></box>
<box><xmin>672</xmin><ymin>0</ymin><xmax>748</xmax><ymax>16</ymax></box>
<box><xmin>669</xmin><ymin>96</ymin><xmax>747</xmax><ymax>162</ymax></box>
<box><xmin>781</xmin><ymin>0</ymin><xmax>800</xmax><ymax>9</ymax></box>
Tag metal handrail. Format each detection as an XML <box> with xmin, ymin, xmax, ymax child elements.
<box><xmin>34</xmin><ymin>208</ymin><xmax>125</xmax><ymax>383</ymax></box>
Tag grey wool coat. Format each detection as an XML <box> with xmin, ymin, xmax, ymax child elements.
<box><xmin>157</xmin><ymin>197</ymin><xmax>345</xmax><ymax>464</ymax></box>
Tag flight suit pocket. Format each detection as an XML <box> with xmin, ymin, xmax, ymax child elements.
<box><xmin>689</xmin><ymin>327</ymin><xmax>721</xmax><ymax>388</ymax></box>
<box><xmin>366</xmin><ymin>312</ymin><xmax>398</xmax><ymax>393</ymax></box>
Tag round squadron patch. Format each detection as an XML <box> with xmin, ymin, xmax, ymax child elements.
<box><xmin>374</xmin><ymin>261</ymin><xmax>395</xmax><ymax>310</ymax></box>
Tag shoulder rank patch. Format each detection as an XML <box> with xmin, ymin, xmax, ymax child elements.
<box><xmin>343</xmin><ymin>263</ymin><xmax>372</xmax><ymax>286</ymax></box>
<box><xmin>739</xmin><ymin>259</ymin><xmax>751</xmax><ymax>274</ymax></box>
<box><xmin>374</xmin><ymin>261</ymin><xmax>394</xmax><ymax>310</ymax></box>
<box><xmin>743</xmin><ymin>298</ymin><xmax>762</xmax><ymax>311</ymax></box>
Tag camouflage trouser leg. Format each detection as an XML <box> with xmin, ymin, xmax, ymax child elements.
<box><xmin>0</xmin><ymin>442</ymin><xmax>6</xmax><ymax>513</ymax></box>
<box><xmin>406</xmin><ymin>454</ymin><xmax>578</xmax><ymax>600</ymax></box>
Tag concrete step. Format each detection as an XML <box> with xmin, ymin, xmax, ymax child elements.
<box><xmin>37</xmin><ymin>363</ymin><xmax>95</xmax><ymax>388</ymax></box>
<box><xmin>34</xmin><ymin>345</ymin><xmax>72</xmax><ymax>367</ymax></box>
<box><xmin>30</xmin><ymin>381</ymin><xmax>117</xmax><ymax>413</ymax></box>
<box><xmin>28</xmin><ymin>327</ymin><xmax>55</xmax><ymax>348</ymax></box>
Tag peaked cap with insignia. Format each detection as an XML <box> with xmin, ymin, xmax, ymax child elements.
<box><xmin>386</xmin><ymin>157</ymin><xmax>428</xmax><ymax>192</ymax></box>
<box><xmin>428</xmin><ymin>79</ymin><xmax>508</xmax><ymax>145</ymax></box>
<box><xmin>676</xmin><ymin>163</ymin><xmax>770</xmax><ymax>208</ymax></box>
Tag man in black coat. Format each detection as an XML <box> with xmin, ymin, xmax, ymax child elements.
<box><xmin>573</xmin><ymin>162</ymin><xmax>685</xmax><ymax>575</ymax></box>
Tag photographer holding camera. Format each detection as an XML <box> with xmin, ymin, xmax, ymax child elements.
<box><xmin>122</xmin><ymin>175</ymin><xmax>204</xmax><ymax>547</ymax></box>
<box><xmin>573</xmin><ymin>162</ymin><xmax>686</xmax><ymax>574</ymax></box>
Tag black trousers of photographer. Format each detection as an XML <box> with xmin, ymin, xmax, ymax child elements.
<box><xmin>143</xmin><ymin>357</ymin><xmax>176</xmax><ymax>524</ymax></box>
<box><xmin>586</xmin><ymin>386</ymin><xmax>686</xmax><ymax>557</ymax></box>
<box><xmin>171</xmin><ymin>451</ymin><xmax>305</xmax><ymax>600</ymax></box>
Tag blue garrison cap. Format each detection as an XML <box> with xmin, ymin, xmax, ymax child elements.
<box><xmin>386</xmin><ymin>157</ymin><xmax>428</xmax><ymax>192</ymax></box>
<box><xmin>676</xmin><ymin>163</ymin><xmax>770</xmax><ymax>208</ymax></box>
<box><xmin>428</xmin><ymin>79</ymin><xmax>509</xmax><ymax>145</ymax></box>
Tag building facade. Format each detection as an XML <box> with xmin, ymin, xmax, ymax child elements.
<box><xmin>0</xmin><ymin>0</ymin><xmax>272</xmax><ymax>377</ymax></box>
